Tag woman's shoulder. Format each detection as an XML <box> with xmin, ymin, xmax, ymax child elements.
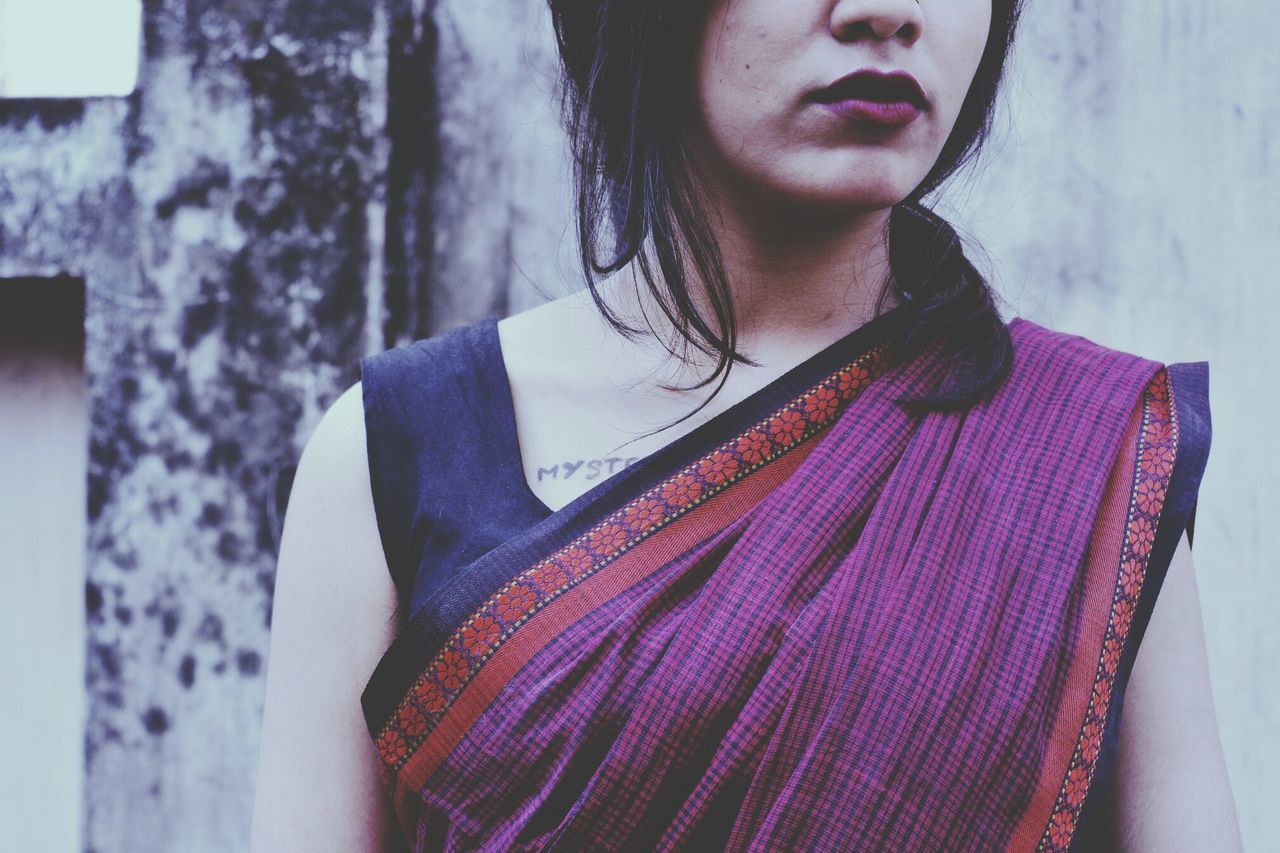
<box><xmin>361</xmin><ymin>290</ymin><xmax>579</xmax><ymax>386</ymax></box>
<box><xmin>1004</xmin><ymin>316</ymin><xmax>1210</xmax><ymax>404</ymax></box>
<box><xmin>1006</xmin><ymin>315</ymin><xmax>1170</xmax><ymax>369</ymax></box>
<box><xmin>293</xmin><ymin>382</ymin><xmax>378</xmax><ymax>527</ymax></box>
<box><xmin>274</xmin><ymin>378</ymin><xmax>397</xmax><ymax>649</ymax></box>
<box><xmin>1001</xmin><ymin>315</ymin><xmax>1212</xmax><ymax>515</ymax></box>
<box><xmin>360</xmin><ymin>316</ymin><xmax>493</xmax><ymax>396</ymax></box>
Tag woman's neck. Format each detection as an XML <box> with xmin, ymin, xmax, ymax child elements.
<box><xmin>600</xmin><ymin>201</ymin><xmax>899</xmax><ymax>374</ymax></box>
<box><xmin>701</xmin><ymin>200</ymin><xmax>896</xmax><ymax>337</ymax></box>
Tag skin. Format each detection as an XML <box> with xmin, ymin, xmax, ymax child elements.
<box><xmin>250</xmin><ymin>1</ymin><xmax>1244</xmax><ymax>849</ymax></box>
<box><xmin>502</xmin><ymin>0</ymin><xmax>992</xmax><ymax>512</ymax></box>
<box><xmin>1114</xmin><ymin>531</ymin><xmax>1244</xmax><ymax>851</ymax></box>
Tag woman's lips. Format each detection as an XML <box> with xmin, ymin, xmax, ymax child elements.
<box><xmin>810</xmin><ymin>68</ymin><xmax>927</xmax><ymax>129</ymax></box>
<box><xmin>817</xmin><ymin>97</ymin><xmax>922</xmax><ymax>128</ymax></box>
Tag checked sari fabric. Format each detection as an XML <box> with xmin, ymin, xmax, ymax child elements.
<box><xmin>360</xmin><ymin>312</ymin><xmax>1210</xmax><ymax>852</ymax></box>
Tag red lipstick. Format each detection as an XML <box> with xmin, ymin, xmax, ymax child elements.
<box><xmin>810</xmin><ymin>68</ymin><xmax>927</xmax><ymax>129</ymax></box>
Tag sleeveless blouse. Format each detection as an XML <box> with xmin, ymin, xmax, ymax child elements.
<box><xmin>360</xmin><ymin>315</ymin><xmax>557</xmax><ymax>613</ymax></box>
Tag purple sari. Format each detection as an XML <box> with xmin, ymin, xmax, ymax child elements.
<box><xmin>361</xmin><ymin>309</ymin><xmax>1210</xmax><ymax>851</ymax></box>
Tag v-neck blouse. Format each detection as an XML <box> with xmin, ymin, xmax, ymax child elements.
<box><xmin>359</xmin><ymin>306</ymin><xmax>909</xmax><ymax>615</ymax></box>
<box><xmin>360</xmin><ymin>316</ymin><xmax>553</xmax><ymax>612</ymax></box>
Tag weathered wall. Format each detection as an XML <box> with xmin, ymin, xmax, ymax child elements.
<box><xmin>0</xmin><ymin>1</ymin><xmax>411</xmax><ymax>849</ymax></box>
<box><xmin>427</xmin><ymin>0</ymin><xmax>575</xmax><ymax>330</ymax></box>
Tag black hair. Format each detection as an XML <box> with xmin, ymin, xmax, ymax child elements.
<box><xmin>547</xmin><ymin>0</ymin><xmax>1023</xmax><ymax>435</ymax></box>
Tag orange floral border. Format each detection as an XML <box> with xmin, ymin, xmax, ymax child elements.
<box><xmin>1037</xmin><ymin>369</ymin><xmax>1179</xmax><ymax>850</ymax></box>
<box><xmin>372</xmin><ymin>342</ymin><xmax>896</xmax><ymax>782</ymax></box>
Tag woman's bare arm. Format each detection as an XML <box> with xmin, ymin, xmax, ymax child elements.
<box><xmin>1113</xmin><ymin>530</ymin><xmax>1244</xmax><ymax>851</ymax></box>
<box><xmin>250</xmin><ymin>382</ymin><xmax>407</xmax><ymax>852</ymax></box>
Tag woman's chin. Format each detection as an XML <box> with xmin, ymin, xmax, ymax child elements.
<box><xmin>776</xmin><ymin>181</ymin><xmax>913</xmax><ymax>216</ymax></box>
<box><xmin>714</xmin><ymin>162</ymin><xmax>921</xmax><ymax>221</ymax></box>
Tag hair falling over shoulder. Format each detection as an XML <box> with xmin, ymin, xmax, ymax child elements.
<box><xmin>546</xmin><ymin>0</ymin><xmax>1025</xmax><ymax>425</ymax></box>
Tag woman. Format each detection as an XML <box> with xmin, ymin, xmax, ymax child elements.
<box><xmin>250</xmin><ymin>0</ymin><xmax>1244</xmax><ymax>850</ymax></box>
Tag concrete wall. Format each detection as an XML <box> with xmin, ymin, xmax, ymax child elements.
<box><xmin>426</xmin><ymin>0</ymin><xmax>577</xmax><ymax>328</ymax></box>
<box><xmin>0</xmin><ymin>1</ymin><xmax>410</xmax><ymax>850</ymax></box>
<box><xmin>0</xmin><ymin>0</ymin><xmax>1272</xmax><ymax>850</ymax></box>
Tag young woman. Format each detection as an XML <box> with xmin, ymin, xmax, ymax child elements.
<box><xmin>251</xmin><ymin>0</ymin><xmax>1244</xmax><ymax>850</ymax></box>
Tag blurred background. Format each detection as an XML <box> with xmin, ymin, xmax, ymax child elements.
<box><xmin>0</xmin><ymin>0</ymin><xmax>1274</xmax><ymax>850</ymax></box>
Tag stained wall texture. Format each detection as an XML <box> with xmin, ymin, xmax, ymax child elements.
<box><xmin>0</xmin><ymin>1</ymin><xmax>407</xmax><ymax>850</ymax></box>
<box><xmin>0</xmin><ymin>0</ymin><xmax>1272</xmax><ymax>851</ymax></box>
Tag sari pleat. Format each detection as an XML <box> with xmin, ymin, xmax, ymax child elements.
<box><xmin>360</xmin><ymin>314</ymin><xmax>1209</xmax><ymax>852</ymax></box>
<box><xmin>723</xmin><ymin>328</ymin><xmax>1161</xmax><ymax>851</ymax></box>
<box><xmin>541</xmin><ymin>357</ymin><xmax>941</xmax><ymax>851</ymax></box>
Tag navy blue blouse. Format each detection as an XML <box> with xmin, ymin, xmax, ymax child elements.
<box><xmin>360</xmin><ymin>315</ymin><xmax>555</xmax><ymax>614</ymax></box>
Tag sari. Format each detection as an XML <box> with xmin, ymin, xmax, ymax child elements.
<box><xmin>360</xmin><ymin>301</ymin><xmax>1210</xmax><ymax>851</ymax></box>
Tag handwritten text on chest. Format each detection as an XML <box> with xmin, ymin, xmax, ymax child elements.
<box><xmin>537</xmin><ymin>457</ymin><xmax>643</xmax><ymax>482</ymax></box>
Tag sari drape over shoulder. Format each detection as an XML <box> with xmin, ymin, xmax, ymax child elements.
<box><xmin>360</xmin><ymin>306</ymin><xmax>1211</xmax><ymax>852</ymax></box>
